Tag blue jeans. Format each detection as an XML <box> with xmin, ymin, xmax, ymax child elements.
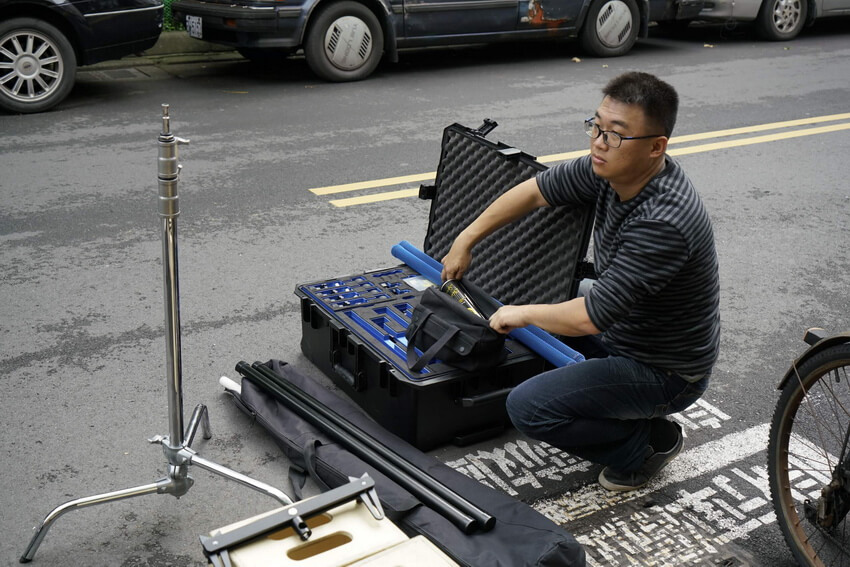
<box><xmin>505</xmin><ymin>350</ymin><xmax>709</xmax><ymax>472</ymax></box>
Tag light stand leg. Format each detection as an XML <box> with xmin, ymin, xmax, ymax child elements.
<box><xmin>190</xmin><ymin>455</ymin><xmax>294</xmax><ymax>506</ymax></box>
<box><xmin>184</xmin><ymin>403</ymin><xmax>213</xmax><ymax>447</ymax></box>
<box><xmin>20</xmin><ymin>479</ymin><xmax>173</xmax><ymax>563</ymax></box>
<box><xmin>19</xmin><ymin>105</ymin><xmax>294</xmax><ymax>563</ymax></box>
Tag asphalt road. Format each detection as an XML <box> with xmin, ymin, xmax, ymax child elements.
<box><xmin>2</xmin><ymin>20</ymin><xmax>850</xmax><ymax>566</ymax></box>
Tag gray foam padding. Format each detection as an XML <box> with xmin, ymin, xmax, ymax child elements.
<box><xmin>423</xmin><ymin>124</ymin><xmax>594</xmax><ymax>306</ymax></box>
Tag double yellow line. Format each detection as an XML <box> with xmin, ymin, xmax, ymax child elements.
<box><xmin>311</xmin><ymin>113</ymin><xmax>850</xmax><ymax>208</ymax></box>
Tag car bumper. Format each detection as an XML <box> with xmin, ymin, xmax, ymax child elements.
<box><xmin>698</xmin><ymin>0</ymin><xmax>759</xmax><ymax>20</ymax></box>
<box><xmin>650</xmin><ymin>0</ymin><xmax>705</xmax><ymax>22</ymax></box>
<box><xmin>676</xmin><ymin>0</ymin><xmax>705</xmax><ymax>19</ymax></box>
<box><xmin>171</xmin><ymin>0</ymin><xmax>304</xmax><ymax>48</ymax></box>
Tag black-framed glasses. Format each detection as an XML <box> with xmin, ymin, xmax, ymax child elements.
<box><xmin>584</xmin><ymin>117</ymin><xmax>663</xmax><ymax>148</ymax></box>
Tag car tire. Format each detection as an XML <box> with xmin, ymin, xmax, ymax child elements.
<box><xmin>304</xmin><ymin>1</ymin><xmax>384</xmax><ymax>82</ymax></box>
<box><xmin>0</xmin><ymin>18</ymin><xmax>77</xmax><ymax>114</ymax></box>
<box><xmin>755</xmin><ymin>0</ymin><xmax>807</xmax><ymax>40</ymax></box>
<box><xmin>579</xmin><ymin>0</ymin><xmax>639</xmax><ymax>57</ymax></box>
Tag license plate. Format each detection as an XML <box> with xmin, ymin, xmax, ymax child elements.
<box><xmin>186</xmin><ymin>15</ymin><xmax>203</xmax><ymax>39</ymax></box>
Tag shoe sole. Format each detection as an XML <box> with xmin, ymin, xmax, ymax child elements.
<box><xmin>597</xmin><ymin>432</ymin><xmax>684</xmax><ymax>492</ymax></box>
<box><xmin>597</xmin><ymin>470</ymin><xmax>650</xmax><ymax>492</ymax></box>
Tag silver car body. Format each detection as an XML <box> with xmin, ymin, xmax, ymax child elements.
<box><xmin>699</xmin><ymin>0</ymin><xmax>850</xmax><ymax>21</ymax></box>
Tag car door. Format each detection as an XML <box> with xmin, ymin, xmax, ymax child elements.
<box><xmin>77</xmin><ymin>0</ymin><xmax>163</xmax><ymax>48</ymax></box>
<box><xmin>518</xmin><ymin>0</ymin><xmax>582</xmax><ymax>30</ymax></box>
<box><xmin>822</xmin><ymin>0</ymin><xmax>850</xmax><ymax>12</ymax></box>
<box><xmin>402</xmin><ymin>0</ymin><xmax>520</xmax><ymax>37</ymax></box>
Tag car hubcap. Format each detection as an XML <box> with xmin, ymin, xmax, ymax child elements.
<box><xmin>0</xmin><ymin>30</ymin><xmax>64</xmax><ymax>103</ymax></box>
<box><xmin>772</xmin><ymin>0</ymin><xmax>801</xmax><ymax>32</ymax></box>
<box><xmin>323</xmin><ymin>16</ymin><xmax>373</xmax><ymax>71</ymax></box>
<box><xmin>594</xmin><ymin>0</ymin><xmax>633</xmax><ymax>49</ymax></box>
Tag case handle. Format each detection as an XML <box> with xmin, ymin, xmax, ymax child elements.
<box><xmin>331</xmin><ymin>332</ymin><xmax>367</xmax><ymax>391</ymax></box>
<box><xmin>332</xmin><ymin>361</ymin><xmax>358</xmax><ymax>388</ymax></box>
<box><xmin>459</xmin><ymin>387</ymin><xmax>514</xmax><ymax>408</ymax></box>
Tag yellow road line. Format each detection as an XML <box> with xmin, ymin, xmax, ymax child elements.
<box><xmin>311</xmin><ymin>172</ymin><xmax>436</xmax><ymax>196</ymax></box>
<box><xmin>669</xmin><ymin>112</ymin><xmax>850</xmax><ymax>143</ymax></box>
<box><xmin>536</xmin><ymin>112</ymin><xmax>850</xmax><ymax>163</ymax></box>
<box><xmin>311</xmin><ymin>113</ymin><xmax>850</xmax><ymax>198</ymax></box>
<box><xmin>329</xmin><ymin>122</ymin><xmax>850</xmax><ymax>208</ymax></box>
<box><xmin>329</xmin><ymin>188</ymin><xmax>421</xmax><ymax>207</ymax></box>
<box><xmin>316</xmin><ymin>114</ymin><xmax>850</xmax><ymax>206</ymax></box>
<box><xmin>666</xmin><ymin>122</ymin><xmax>850</xmax><ymax>156</ymax></box>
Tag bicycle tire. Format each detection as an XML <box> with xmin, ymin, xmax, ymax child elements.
<box><xmin>768</xmin><ymin>343</ymin><xmax>850</xmax><ymax>566</ymax></box>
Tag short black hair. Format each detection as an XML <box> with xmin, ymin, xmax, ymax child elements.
<box><xmin>602</xmin><ymin>72</ymin><xmax>679</xmax><ymax>138</ymax></box>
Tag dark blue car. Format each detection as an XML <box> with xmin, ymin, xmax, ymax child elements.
<box><xmin>0</xmin><ymin>0</ymin><xmax>163</xmax><ymax>113</ymax></box>
<box><xmin>172</xmin><ymin>0</ymin><xmax>701</xmax><ymax>82</ymax></box>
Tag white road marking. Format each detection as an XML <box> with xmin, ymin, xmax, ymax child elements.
<box><xmin>445</xmin><ymin>399</ymin><xmax>735</xmax><ymax>498</ymax></box>
<box><xmin>533</xmin><ymin>424</ymin><xmax>771</xmax><ymax>524</ymax></box>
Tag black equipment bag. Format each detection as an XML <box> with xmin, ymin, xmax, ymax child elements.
<box><xmin>232</xmin><ymin>360</ymin><xmax>586</xmax><ymax>567</ymax></box>
<box><xmin>405</xmin><ymin>287</ymin><xmax>506</xmax><ymax>373</ymax></box>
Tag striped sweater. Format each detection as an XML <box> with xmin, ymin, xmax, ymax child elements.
<box><xmin>537</xmin><ymin>154</ymin><xmax>720</xmax><ymax>377</ymax></box>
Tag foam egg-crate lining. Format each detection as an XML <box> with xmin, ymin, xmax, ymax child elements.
<box><xmin>423</xmin><ymin>124</ymin><xmax>593</xmax><ymax>306</ymax></box>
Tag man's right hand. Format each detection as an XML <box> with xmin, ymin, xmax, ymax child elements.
<box><xmin>441</xmin><ymin>240</ymin><xmax>472</xmax><ymax>282</ymax></box>
<box><xmin>439</xmin><ymin>177</ymin><xmax>548</xmax><ymax>282</ymax></box>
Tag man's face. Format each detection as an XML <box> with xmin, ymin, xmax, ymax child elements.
<box><xmin>589</xmin><ymin>96</ymin><xmax>662</xmax><ymax>188</ymax></box>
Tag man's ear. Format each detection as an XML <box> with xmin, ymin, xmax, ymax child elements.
<box><xmin>649</xmin><ymin>136</ymin><xmax>668</xmax><ymax>157</ymax></box>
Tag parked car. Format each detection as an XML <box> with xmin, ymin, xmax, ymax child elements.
<box><xmin>697</xmin><ymin>0</ymin><xmax>850</xmax><ymax>40</ymax></box>
<box><xmin>171</xmin><ymin>0</ymin><xmax>703</xmax><ymax>82</ymax></box>
<box><xmin>0</xmin><ymin>0</ymin><xmax>164</xmax><ymax>113</ymax></box>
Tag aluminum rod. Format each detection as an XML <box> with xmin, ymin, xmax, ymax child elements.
<box><xmin>237</xmin><ymin>361</ymin><xmax>495</xmax><ymax>533</ymax></box>
<box><xmin>161</xmin><ymin>217</ymin><xmax>184</xmax><ymax>445</ymax></box>
<box><xmin>158</xmin><ymin>104</ymin><xmax>185</xmax><ymax>446</ymax></box>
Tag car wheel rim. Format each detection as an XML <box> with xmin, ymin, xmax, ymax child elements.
<box><xmin>0</xmin><ymin>30</ymin><xmax>65</xmax><ymax>103</ymax></box>
<box><xmin>323</xmin><ymin>15</ymin><xmax>373</xmax><ymax>71</ymax></box>
<box><xmin>594</xmin><ymin>0</ymin><xmax>633</xmax><ymax>49</ymax></box>
<box><xmin>772</xmin><ymin>0</ymin><xmax>801</xmax><ymax>32</ymax></box>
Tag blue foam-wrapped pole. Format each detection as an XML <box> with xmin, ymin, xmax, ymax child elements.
<box><xmin>392</xmin><ymin>241</ymin><xmax>443</xmax><ymax>285</ymax></box>
<box><xmin>391</xmin><ymin>241</ymin><xmax>584</xmax><ymax>368</ymax></box>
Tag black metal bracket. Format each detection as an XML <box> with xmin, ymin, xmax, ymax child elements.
<box><xmin>419</xmin><ymin>183</ymin><xmax>436</xmax><ymax>200</ymax></box>
<box><xmin>200</xmin><ymin>474</ymin><xmax>384</xmax><ymax>567</ymax></box>
<box><xmin>472</xmin><ymin>119</ymin><xmax>498</xmax><ymax>138</ymax></box>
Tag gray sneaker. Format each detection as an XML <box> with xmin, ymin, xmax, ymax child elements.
<box><xmin>598</xmin><ymin>421</ymin><xmax>684</xmax><ymax>492</ymax></box>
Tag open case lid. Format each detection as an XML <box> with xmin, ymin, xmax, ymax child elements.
<box><xmin>421</xmin><ymin>120</ymin><xmax>594</xmax><ymax>306</ymax></box>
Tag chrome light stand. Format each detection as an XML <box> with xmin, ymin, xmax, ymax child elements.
<box><xmin>21</xmin><ymin>105</ymin><xmax>295</xmax><ymax>563</ymax></box>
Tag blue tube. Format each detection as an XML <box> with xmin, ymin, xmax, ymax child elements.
<box><xmin>392</xmin><ymin>242</ymin><xmax>442</xmax><ymax>285</ymax></box>
<box><xmin>399</xmin><ymin>240</ymin><xmax>443</xmax><ymax>275</ymax></box>
<box><xmin>391</xmin><ymin>241</ymin><xmax>584</xmax><ymax>367</ymax></box>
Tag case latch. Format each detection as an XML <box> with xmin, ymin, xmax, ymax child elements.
<box><xmin>472</xmin><ymin>119</ymin><xmax>498</xmax><ymax>138</ymax></box>
<box><xmin>419</xmin><ymin>183</ymin><xmax>436</xmax><ymax>200</ymax></box>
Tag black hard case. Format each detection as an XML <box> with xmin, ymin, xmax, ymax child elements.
<box><xmin>296</xmin><ymin>122</ymin><xmax>594</xmax><ymax>451</ymax></box>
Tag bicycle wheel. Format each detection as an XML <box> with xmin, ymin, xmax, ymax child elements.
<box><xmin>769</xmin><ymin>343</ymin><xmax>850</xmax><ymax>566</ymax></box>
